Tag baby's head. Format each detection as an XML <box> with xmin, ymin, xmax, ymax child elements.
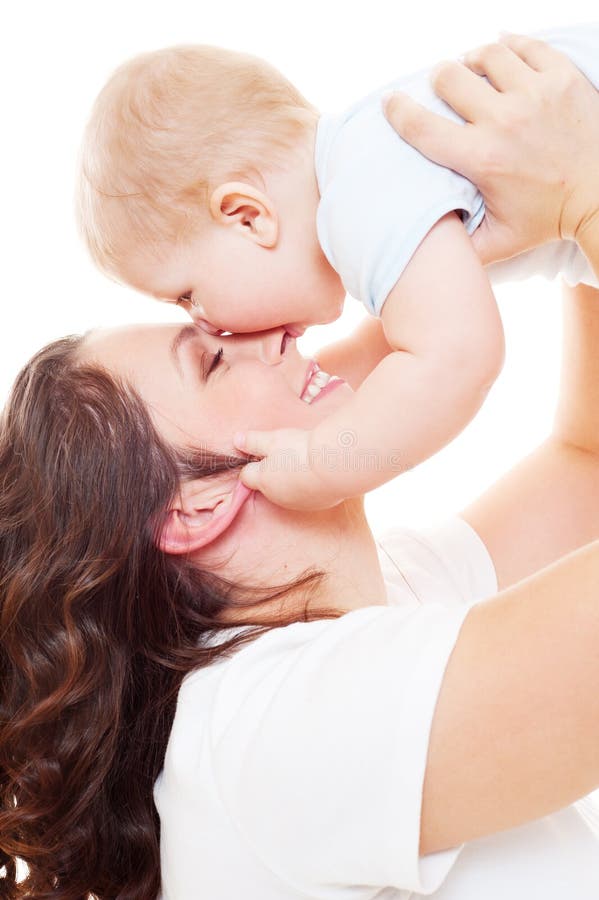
<box><xmin>77</xmin><ymin>45</ymin><xmax>345</xmax><ymax>335</ymax></box>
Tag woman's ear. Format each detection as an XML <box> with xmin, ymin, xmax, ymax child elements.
<box><xmin>209</xmin><ymin>181</ymin><xmax>278</xmax><ymax>247</ymax></box>
<box><xmin>158</xmin><ymin>477</ymin><xmax>253</xmax><ymax>555</ymax></box>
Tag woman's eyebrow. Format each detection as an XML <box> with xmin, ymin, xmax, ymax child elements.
<box><xmin>170</xmin><ymin>324</ymin><xmax>200</xmax><ymax>377</ymax></box>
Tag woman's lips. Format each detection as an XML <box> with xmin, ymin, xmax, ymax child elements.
<box><xmin>300</xmin><ymin>360</ymin><xmax>321</xmax><ymax>397</ymax></box>
<box><xmin>299</xmin><ymin>359</ymin><xmax>345</xmax><ymax>403</ymax></box>
<box><xmin>309</xmin><ymin>376</ymin><xmax>344</xmax><ymax>403</ymax></box>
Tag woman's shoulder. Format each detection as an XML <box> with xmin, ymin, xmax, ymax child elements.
<box><xmin>161</xmin><ymin>579</ymin><xmax>472</xmax><ymax>895</ymax></box>
<box><xmin>182</xmin><ymin>515</ymin><xmax>497</xmax><ymax>697</ymax></box>
<box><xmin>170</xmin><ymin>515</ymin><xmax>496</xmax><ymax>756</ymax></box>
<box><xmin>375</xmin><ymin>514</ymin><xmax>498</xmax><ymax>608</ymax></box>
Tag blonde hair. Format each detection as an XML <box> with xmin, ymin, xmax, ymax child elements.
<box><xmin>76</xmin><ymin>45</ymin><xmax>319</xmax><ymax>278</ymax></box>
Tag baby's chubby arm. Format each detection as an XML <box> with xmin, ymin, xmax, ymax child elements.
<box><xmin>373</xmin><ymin>210</ymin><xmax>505</xmax><ymax>463</ymax></box>
<box><xmin>314</xmin><ymin>316</ymin><xmax>394</xmax><ymax>390</ymax></box>
<box><xmin>235</xmin><ymin>212</ymin><xmax>504</xmax><ymax>509</ymax></box>
<box><xmin>307</xmin><ymin>211</ymin><xmax>504</xmax><ymax>495</ymax></box>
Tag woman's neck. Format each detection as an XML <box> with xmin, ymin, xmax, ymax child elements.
<box><xmin>199</xmin><ymin>494</ymin><xmax>389</xmax><ymax>624</ymax></box>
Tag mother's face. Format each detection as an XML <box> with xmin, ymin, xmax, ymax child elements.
<box><xmin>81</xmin><ymin>323</ymin><xmax>352</xmax><ymax>453</ymax></box>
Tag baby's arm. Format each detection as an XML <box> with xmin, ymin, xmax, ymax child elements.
<box><xmin>236</xmin><ymin>212</ymin><xmax>504</xmax><ymax>509</ymax></box>
<box><xmin>301</xmin><ymin>212</ymin><xmax>505</xmax><ymax>494</ymax></box>
<box><xmin>315</xmin><ymin>316</ymin><xmax>394</xmax><ymax>390</ymax></box>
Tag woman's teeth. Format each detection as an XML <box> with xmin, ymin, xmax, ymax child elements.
<box><xmin>300</xmin><ymin>369</ymin><xmax>341</xmax><ymax>404</ymax></box>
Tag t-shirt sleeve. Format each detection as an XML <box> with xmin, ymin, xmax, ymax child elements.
<box><xmin>376</xmin><ymin>515</ymin><xmax>498</xmax><ymax>609</ymax></box>
<box><xmin>211</xmin><ymin>601</ymin><xmax>470</xmax><ymax>895</ymax></box>
<box><xmin>315</xmin><ymin>73</ymin><xmax>485</xmax><ymax>318</ymax></box>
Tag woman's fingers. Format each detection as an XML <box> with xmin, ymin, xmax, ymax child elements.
<box><xmin>462</xmin><ymin>41</ymin><xmax>536</xmax><ymax>92</ymax></box>
<box><xmin>387</xmin><ymin>31</ymin><xmax>599</xmax><ymax>260</ymax></box>
<box><xmin>384</xmin><ymin>92</ymin><xmax>477</xmax><ymax>177</ymax></box>
<box><xmin>383</xmin><ymin>55</ymin><xmax>504</xmax><ymax>177</ymax></box>
<box><xmin>430</xmin><ymin>59</ymin><xmax>500</xmax><ymax>122</ymax></box>
<box><xmin>498</xmin><ymin>32</ymin><xmax>570</xmax><ymax>72</ymax></box>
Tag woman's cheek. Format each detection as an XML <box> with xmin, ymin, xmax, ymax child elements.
<box><xmin>225</xmin><ymin>379</ymin><xmax>272</xmax><ymax>428</ymax></box>
<box><xmin>236</xmin><ymin>379</ymin><xmax>297</xmax><ymax>430</ymax></box>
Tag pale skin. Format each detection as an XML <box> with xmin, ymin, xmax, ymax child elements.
<box><xmin>230</xmin><ymin>31</ymin><xmax>599</xmax><ymax>511</ymax></box>
<box><xmin>83</xmin><ymin>277</ymin><xmax>599</xmax><ymax>856</ymax></box>
<box><xmin>120</xmin><ymin>39</ymin><xmax>509</xmax><ymax>511</ymax></box>
<box><xmin>121</xmin><ymin>34</ymin><xmax>599</xmax><ymax>512</ymax></box>
<box><xmin>86</xmin><ymin>34</ymin><xmax>599</xmax><ymax>862</ymax></box>
<box><xmin>383</xmin><ymin>32</ymin><xmax>599</xmax><ymax>853</ymax></box>
<box><xmin>82</xmin><ymin>323</ymin><xmax>389</xmax><ymax>620</ymax></box>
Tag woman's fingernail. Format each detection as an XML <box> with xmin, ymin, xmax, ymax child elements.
<box><xmin>233</xmin><ymin>431</ymin><xmax>245</xmax><ymax>449</ymax></box>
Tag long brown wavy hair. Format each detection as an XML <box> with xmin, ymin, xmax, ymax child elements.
<box><xmin>0</xmin><ymin>335</ymin><xmax>339</xmax><ymax>898</ymax></box>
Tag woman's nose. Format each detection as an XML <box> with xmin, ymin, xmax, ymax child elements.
<box><xmin>226</xmin><ymin>327</ymin><xmax>291</xmax><ymax>365</ymax></box>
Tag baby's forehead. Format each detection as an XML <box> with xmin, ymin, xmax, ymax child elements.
<box><xmin>115</xmin><ymin>242</ymin><xmax>192</xmax><ymax>301</ymax></box>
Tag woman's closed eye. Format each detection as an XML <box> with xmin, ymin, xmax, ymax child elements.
<box><xmin>203</xmin><ymin>347</ymin><xmax>224</xmax><ymax>380</ymax></box>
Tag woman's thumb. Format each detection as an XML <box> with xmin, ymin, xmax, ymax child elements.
<box><xmin>470</xmin><ymin>216</ymin><xmax>515</xmax><ymax>267</ymax></box>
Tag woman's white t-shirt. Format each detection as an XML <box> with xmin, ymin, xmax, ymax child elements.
<box><xmin>154</xmin><ymin>517</ymin><xmax>599</xmax><ymax>899</ymax></box>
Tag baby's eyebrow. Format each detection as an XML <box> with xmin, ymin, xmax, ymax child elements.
<box><xmin>170</xmin><ymin>324</ymin><xmax>200</xmax><ymax>377</ymax></box>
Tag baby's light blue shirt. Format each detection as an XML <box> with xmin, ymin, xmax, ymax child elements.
<box><xmin>314</xmin><ymin>24</ymin><xmax>599</xmax><ymax>317</ymax></box>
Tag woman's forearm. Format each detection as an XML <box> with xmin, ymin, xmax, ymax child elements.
<box><xmin>554</xmin><ymin>282</ymin><xmax>599</xmax><ymax>453</ymax></box>
<box><xmin>461</xmin><ymin>281</ymin><xmax>599</xmax><ymax>589</ymax></box>
<box><xmin>422</xmin><ymin>535</ymin><xmax>599</xmax><ymax>854</ymax></box>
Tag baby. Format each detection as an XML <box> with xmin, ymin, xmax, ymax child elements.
<box><xmin>77</xmin><ymin>25</ymin><xmax>599</xmax><ymax>510</ymax></box>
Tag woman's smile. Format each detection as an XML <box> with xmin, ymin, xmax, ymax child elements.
<box><xmin>81</xmin><ymin>323</ymin><xmax>353</xmax><ymax>452</ymax></box>
<box><xmin>299</xmin><ymin>361</ymin><xmax>346</xmax><ymax>404</ymax></box>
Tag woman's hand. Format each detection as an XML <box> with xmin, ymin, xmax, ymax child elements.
<box><xmin>383</xmin><ymin>32</ymin><xmax>599</xmax><ymax>265</ymax></box>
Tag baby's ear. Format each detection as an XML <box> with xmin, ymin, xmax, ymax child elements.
<box><xmin>158</xmin><ymin>476</ymin><xmax>252</xmax><ymax>555</ymax></box>
<box><xmin>209</xmin><ymin>181</ymin><xmax>278</xmax><ymax>247</ymax></box>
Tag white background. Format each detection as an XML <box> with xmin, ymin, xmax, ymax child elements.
<box><xmin>4</xmin><ymin>4</ymin><xmax>599</xmax><ymax>870</ymax></box>
<box><xmin>2</xmin><ymin>0</ymin><xmax>598</xmax><ymax>534</ymax></box>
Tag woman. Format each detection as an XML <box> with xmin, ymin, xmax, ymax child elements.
<box><xmin>2</xmin><ymin>33</ymin><xmax>599</xmax><ymax>900</ymax></box>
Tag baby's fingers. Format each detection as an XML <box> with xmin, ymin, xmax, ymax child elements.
<box><xmin>233</xmin><ymin>429</ymin><xmax>279</xmax><ymax>494</ymax></box>
<box><xmin>234</xmin><ymin>429</ymin><xmax>271</xmax><ymax>459</ymax></box>
<box><xmin>238</xmin><ymin>460</ymin><xmax>263</xmax><ymax>492</ymax></box>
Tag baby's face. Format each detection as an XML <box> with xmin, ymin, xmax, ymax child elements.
<box><xmin>124</xmin><ymin>223</ymin><xmax>346</xmax><ymax>338</ymax></box>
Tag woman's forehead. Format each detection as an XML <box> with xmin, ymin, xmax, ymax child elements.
<box><xmin>81</xmin><ymin>323</ymin><xmax>203</xmax><ymax>366</ymax></box>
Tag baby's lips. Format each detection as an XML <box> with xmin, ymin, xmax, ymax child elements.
<box><xmin>196</xmin><ymin>318</ymin><xmax>225</xmax><ymax>336</ymax></box>
<box><xmin>285</xmin><ymin>325</ymin><xmax>306</xmax><ymax>338</ymax></box>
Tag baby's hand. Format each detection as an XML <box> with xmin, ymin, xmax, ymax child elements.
<box><xmin>233</xmin><ymin>428</ymin><xmax>345</xmax><ymax>511</ymax></box>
